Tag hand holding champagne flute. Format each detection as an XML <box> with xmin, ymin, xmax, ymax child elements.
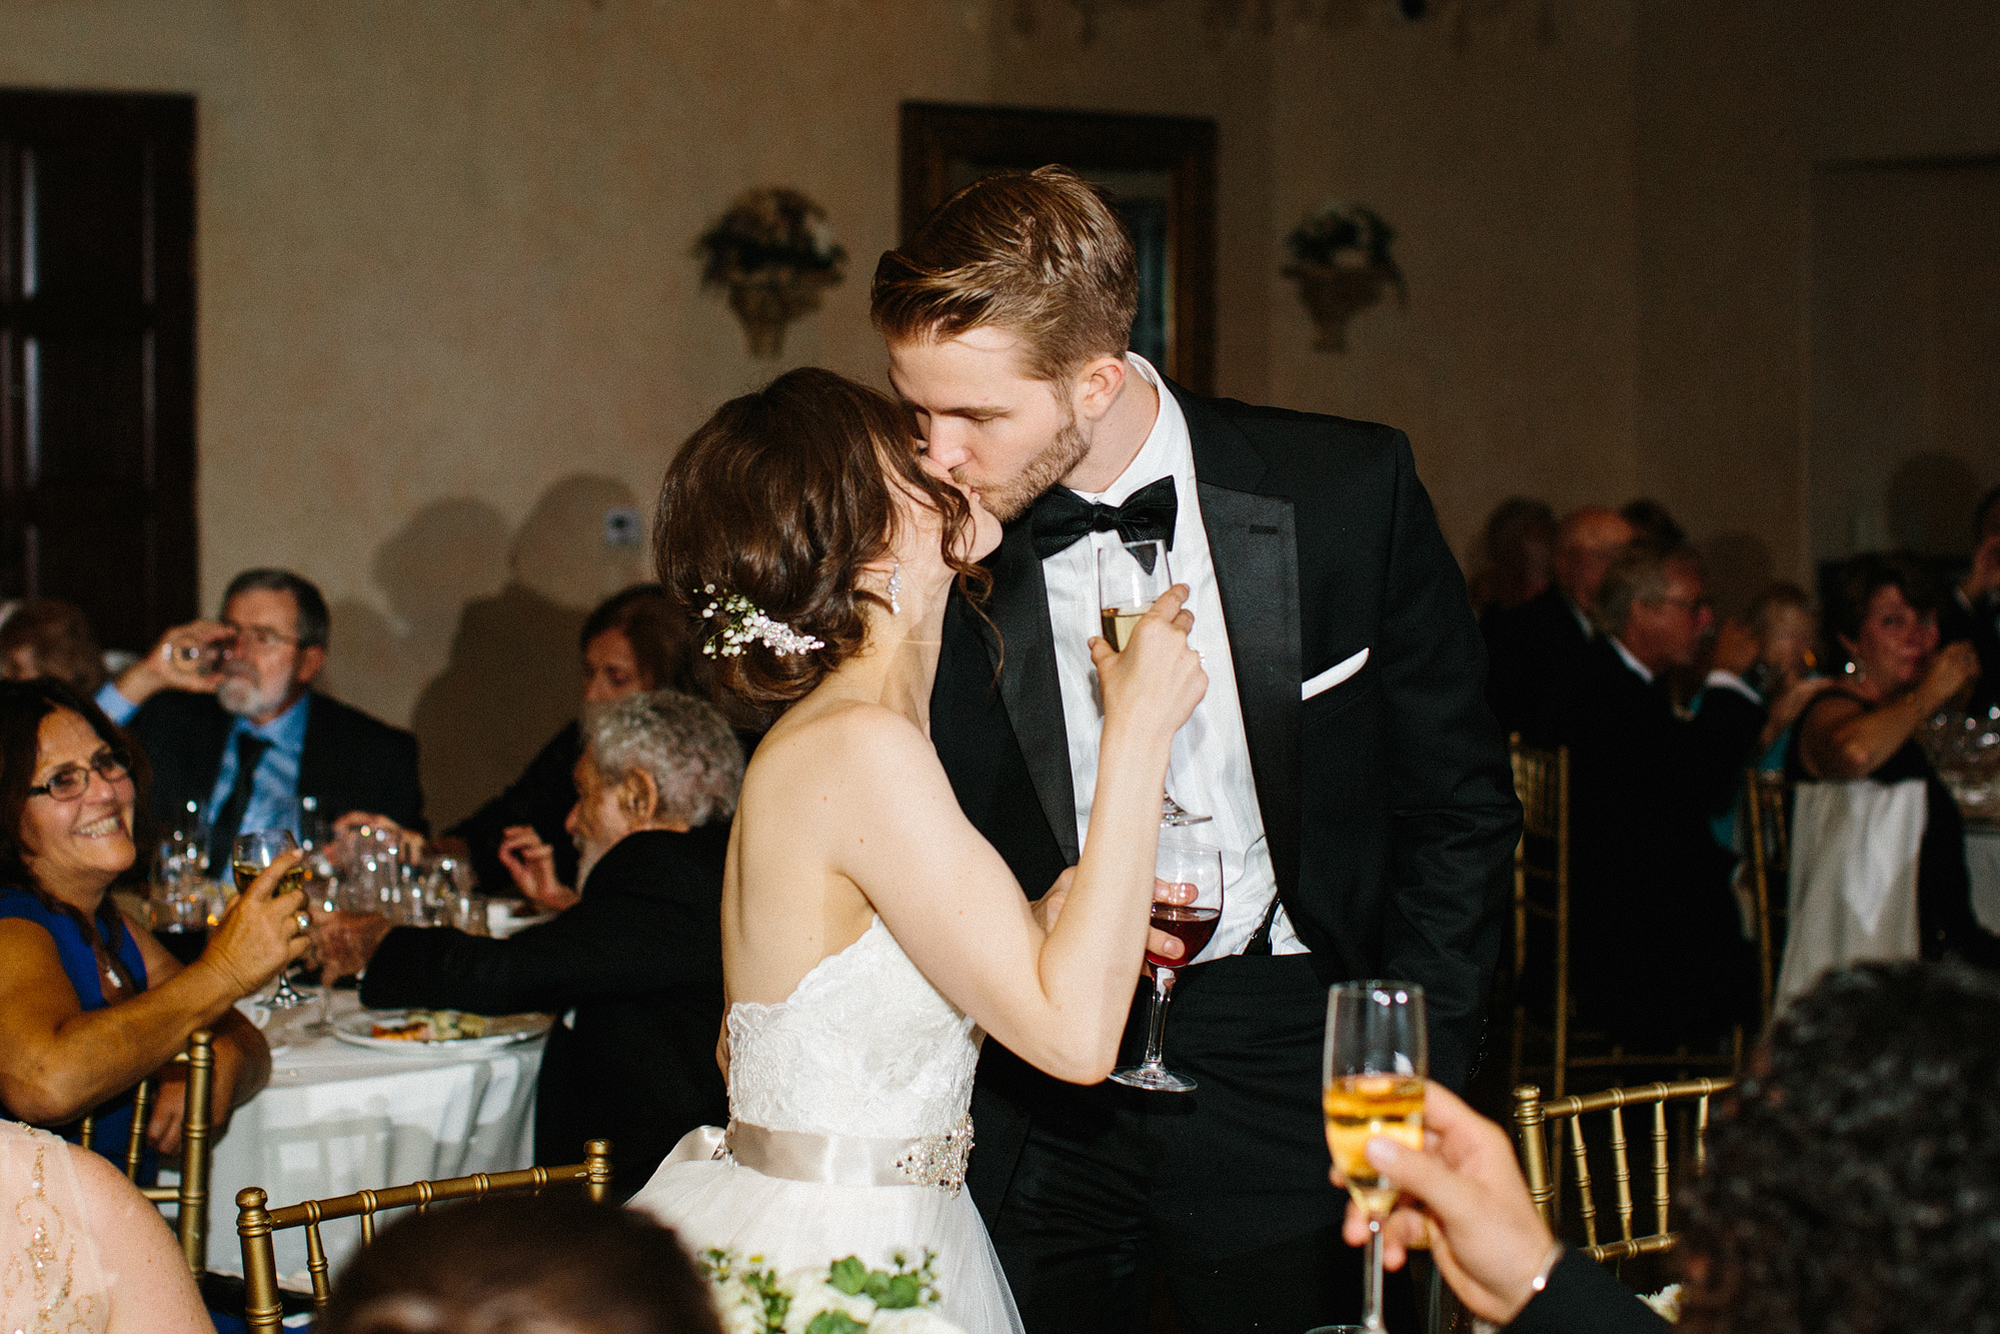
<box><xmin>1325</xmin><ymin>982</ymin><xmax>1427</xmax><ymax>1333</ymax></box>
<box><xmin>1098</xmin><ymin>538</ymin><xmax>1210</xmax><ymax>827</ymax></box>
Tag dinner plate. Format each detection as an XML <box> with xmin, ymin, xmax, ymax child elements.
<box><xmin>332</xmin><ymin>1009</ymin><xmax>552</xmax><ymax>1054</ymax></box>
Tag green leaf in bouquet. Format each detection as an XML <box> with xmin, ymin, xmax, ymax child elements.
<box><xmin>874</xmin><ymin>1272</ymin><xmax>923</xmax><ymax>1309</ymax></box>
<box><xmin>828</xmin><ymin>1256</ymin><xmax>870</xmax><ymax>1296</ymax></box>
<box><xmin>805</xmin><ymin>1313</ymin><xmax>867</xmax><ymax>1334</ymax></box>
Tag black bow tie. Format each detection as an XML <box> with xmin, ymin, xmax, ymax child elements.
<box><xmin>1029</xmin><ymin>475</ymin><xmax>1178</xmax><ymax>560</ymax></box>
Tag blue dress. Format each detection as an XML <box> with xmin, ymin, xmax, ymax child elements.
<box><xmin>0</xmin><ymin>886</ymin><xmax>156</xmax><ymax>1177</ymax></box>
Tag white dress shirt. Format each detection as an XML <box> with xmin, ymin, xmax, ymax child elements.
<box><xmin>1043</xmin><ymin>354</ymin><xmax>1305</xmax><ymax>959</ymax></box>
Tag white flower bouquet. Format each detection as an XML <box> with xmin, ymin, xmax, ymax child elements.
<box><xmin>699</xmin><ymin>1249</ymin><xmax>967</xmax><ymax>1334</ymax></box>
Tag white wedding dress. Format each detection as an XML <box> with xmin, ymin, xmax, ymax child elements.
<box><xmin>627</xmin><ymin>916</ymin><xmax>1024</xmax><ymax>1334</ymax></box>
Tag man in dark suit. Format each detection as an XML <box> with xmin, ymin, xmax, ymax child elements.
<box><xmin>1555</xmin><ymin>543</ymin><xmax>1763</xmax><ymax>1048</ymax></box>
<box><xmin>1483</xmin><ymin>506</ymin><xmax>1635</xmax><ymax>745</ymax></box>
<box><xmin>1937</xmin><ymin>485</ymin><xmax>2000</xmax><ymax>716</ymax></box>
<box><xmin>312</xmin><ymin>689</ymin><xmax>741</xmax><ymax>1201</ymax></box>
<box><xmin>872</xmin><ymin>167</ymin><xmax>1519</xmax><ymax>1334</ymax></box>
<box><xmin>96</xmin><ymin>569</ymin><xmax>424</xmax><ymax>862</ymax></box>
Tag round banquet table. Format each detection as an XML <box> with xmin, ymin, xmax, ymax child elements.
<box><xmin>193</xmin><ymin>989</ymin><xmax>544</xmax><ymax>1285</ymax></box>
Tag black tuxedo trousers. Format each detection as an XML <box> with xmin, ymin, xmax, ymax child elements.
<box><xmin>980</xmin><ymin>954</ymin><xmax>1413</xmax><ymax>1334</ymax></box>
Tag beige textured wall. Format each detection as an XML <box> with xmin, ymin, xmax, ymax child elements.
<box><xmin>0</xmin><ymin>0</ymin><xmax>997</xmax><ymax>824</ymax></box>
<box><xmin>1633</xmin><ymin>0</ymin><xmax>2000</xmax><ymax>611</ymax></box>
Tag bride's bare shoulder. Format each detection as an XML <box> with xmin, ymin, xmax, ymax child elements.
<box><xmin>744</xmin><ymin>699</ymin><xmax>941</xmax><ymax>794</ymax></box>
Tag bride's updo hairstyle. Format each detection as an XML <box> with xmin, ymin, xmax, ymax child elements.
<box><xmin>654</xmin><ymin>367</ymin><xmax>988</xmax><ymax>717</ymax></box>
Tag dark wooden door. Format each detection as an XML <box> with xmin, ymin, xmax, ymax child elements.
<box><xmin>0</xmin><ymin>90</ymin><xmax>196</xmax><ymax>652</ymax></box>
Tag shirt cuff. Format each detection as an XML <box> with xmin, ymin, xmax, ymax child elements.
<box><xmin>1704</xmin><ymin>671</ymin><xmax>1761</xmax><ymax>706</ymax></box>
<box><xmin>95</xmin><ymin>681</ymin><xmax>140</xmax><ymax>725</ymax></box>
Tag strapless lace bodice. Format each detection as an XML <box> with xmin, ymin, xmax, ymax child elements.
<box><xmin>726</xmin><ymin>917</ymin><xmax>980</xmax><ymax>1140</ymax></box>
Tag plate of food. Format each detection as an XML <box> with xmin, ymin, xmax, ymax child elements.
<box><xmin>332</xmin><ymin>1008</ymin><xmax>552</xmax><ymax>1053</ymax></box>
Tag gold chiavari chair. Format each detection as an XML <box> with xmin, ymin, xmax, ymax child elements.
<box><xmin>76</xmin><ymin>1029</ymin><xmax>215</xmax><ymax>1273</ymax></box>
<box><xmin>235</xmin><ymin>1139</ymin><xmax>614</xmax><ymax>1332</ymax></box>
<box><xmin>1507</xmin><ymin>735</ymin><xmax>1572</xmax><ymax>1098</ymax></box>
<box><xmin>1742</xmin><ymin>768</ymin><xmax>1790</xmax><ymax>1028</ymax></box>
<box><xmin>1513</xmin><ymin>1078</ymin><xmax>1731</xmax><ymax>1262</ymax></box>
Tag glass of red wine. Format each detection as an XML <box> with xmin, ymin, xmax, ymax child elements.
<box><xmin>1110</xmin><ymin>834</ymin><xmax>1223</xmax><ymax>1092</ymax></box>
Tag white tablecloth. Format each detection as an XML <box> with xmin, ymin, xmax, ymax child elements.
<box><xmin>1963</xmin><ymin>825</ymin><xmax>2000</xmax><ymax>932</ymax></box>
<box><xmin>200</xmin><ymin>990</ymin><xmax>542</xmax><ymax>1284</ymax></box>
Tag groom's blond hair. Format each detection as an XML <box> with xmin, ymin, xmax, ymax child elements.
<box><xmin>870</xmin><ymin>165</ymin><xmax>1138</xmax><ymax>384</ymax></box>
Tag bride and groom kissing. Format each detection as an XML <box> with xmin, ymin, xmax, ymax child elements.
<box><xmin>624</xmin><ymin>167</ymin><xmax>1520</xmax><ymax>1334</ymax></box>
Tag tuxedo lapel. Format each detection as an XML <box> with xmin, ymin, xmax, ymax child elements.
<box><xmin>1173</xmin><ymin>382</ymin><xmax>1303</xmax><ymax>900</ymax></box>
<box><xmin>1197</xmin><ymin>484</ymin><xmax>1303</xmax><ymax>899</ymax></box>
<box><xmin>979</xmin><ymin>522</ymin><xmax>1080</xmax><ymax>864</ymax></box>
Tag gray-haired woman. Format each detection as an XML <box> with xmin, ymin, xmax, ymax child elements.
<box><xmin>314</xmin><ymin>690</ymin><xmax>744</xmax><ymax>1199</ymax></box>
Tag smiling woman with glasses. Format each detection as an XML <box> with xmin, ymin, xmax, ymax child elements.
<box><xmin>0</xmin><ymin>678</ymin><xmax>310</xmax><ymax>1175</ymax></box>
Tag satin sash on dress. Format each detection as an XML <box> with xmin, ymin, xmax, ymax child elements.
<box><xmin>661</xmin><ymin>1117</ymin><xmax>971</xmax><ymax>1193</ymax></box>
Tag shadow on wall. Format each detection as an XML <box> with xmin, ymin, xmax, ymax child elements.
<box><xmin>1887</xmin><ymin>452</ymin><xmax>1983</xmax><ymax>558</ymax></box>
<box><xmin>322</xmin><ymin>475</ymin><xmax>648</xmax><ymax>831</ymax></box>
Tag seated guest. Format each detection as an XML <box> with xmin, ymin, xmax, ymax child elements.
<box><xmin>0</xmin><ymin>1119</ymin><xmax>212</xmax><ymax>1333</ymax></box>
<box><xmin>1937</xmin><ymin>483</ymin><xmax>2000</xmax><ymax>714</ymax></box>
<box><xmin>1790</xmin><ymin>553</ymin><xmax>2000</xmax><ymax>966</ymax></box>
<box><xmin>1618</xmin><ymin>496</ymin><xmax>1686</xmax><ymax>548</ymax></box>
<box><xmin>439</xmin><ymin>583</ymin><xmax>699</xmax><ymax>904</ymax></box>
<box><xmin>0</xmin><ymin>679</ymin><xmax>305</xmax><ymax>1167</ymax></box>
<box><xmin>1342</xmin><ymin>961</ymin><xmax>2000</xmax><ymax>1334</ymax></box>
<box><xmin>1706</xmin><ymin>582</ymin><xmax>1832</xmax><ymax>855</ymax></box>
<box><xmin>95</xmin><ymin>569</ymin><xmax>425</xmax><ymax>866</ymax></box>
<box><xmin>1483</xmin><ymin>506</ymin><xmax>1636</xmax><ymax>744</ymax></box>
<box><xmin>1469</xmin><ymin>497</ymin><xmax>1559</xmax><ymax>619</ymax></box>
<box><xmin>319</xmin><ymin>1195</ymin><xmax>722</xmax><ymax>1334</ymax></box>
<box><xmin>313</xmin><ymin>689</ymin><xmax>742</xmax><ymax>1200</ymax></box>
<box><xmin>1560</xmin><ymin>543</ymin><xmax>1763</xmax><ymax>1047</ymax></box>
<box><xmin>0</xmin><ymin>599</ymin><xmax>109</xmax><ymax>695</ymax></box>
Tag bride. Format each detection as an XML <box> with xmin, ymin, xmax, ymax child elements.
<box><xmin>627</xmin><ymin>368</ymin><xmax>1204</xmax><ymax>1334</ymax></box>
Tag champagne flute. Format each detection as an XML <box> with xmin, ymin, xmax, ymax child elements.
<box><xmin>1324</xmin><ymin>982</ymin><xmax>1427</xmax><ymax>1334</ymax></box>
<box><xmin>1109</xmin><ymin>835</ymin><xmax>1223</xmax><ymax>1091</ymax></box>
<box><xmin>1096</xmin><ymin>538</ymin><xmax>1209</xmax><ymax>827</ymax></box>
<box><xmin>232</xmin><ymin>829</ymin><xmax>313</xmax><ymax>1014</ymax></box>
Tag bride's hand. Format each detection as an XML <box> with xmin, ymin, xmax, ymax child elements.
<box><xmin>1091</xmin><ymin>584</ymin><xmax>1207</xmax><ymax>746</ymax></box>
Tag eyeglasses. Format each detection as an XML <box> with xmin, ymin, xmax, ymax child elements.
<box><xmin>224</xmin><ymin>622</ymin><xmax>300</xmax><ymax>649</ymax></box>
<box><xmin>28</xmin><ymin>750</ymin><xmax>133</xmax><ymax>801</ymax></box>
<box><xmin>1653</xmin><ymin>595</ymin><xmax>1711</xmax><ymax>614</ymax></box>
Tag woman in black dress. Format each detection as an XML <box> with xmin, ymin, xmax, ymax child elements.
<box><xmin>1788</xmin><ymin>553</ymin><xmax>2000</xmax><ymax>966</ymax></box>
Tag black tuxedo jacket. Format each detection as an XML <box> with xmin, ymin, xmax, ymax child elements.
<box><xmin>932</xmin><ymin>384</ymin><xmax>1519</xmax><ymax>1088</ymax></box>
<box><xmin>123</xmin><ymin>689</ymin><xmax>426</xmax><ymax>834</ymax></box>
<box><xmin>1483</xmin><ymin>585</ymin><xmax>1594</xmax><ymax>746</ymax></box>
<box><xmin>1556</xmin><ymin>639</ymin><xmax>1762</xmax><ymax>1042</ymax></box>
<box><xmin>1507</xmin><ymin>1251</ymin><xmax>1668</xmax><ymax>1334</ymax></box>
<box><xmin>360</xmin><ymin>825</ymin><xmax>730</xmax><ymax>1200</ymax></box>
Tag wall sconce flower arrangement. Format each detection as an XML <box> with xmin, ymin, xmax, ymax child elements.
<box><xmin>695</xmin><ymin>188</ymin><xmax>847</xmax><ymax>358</ymax></box>
<box><xmin>1281</xmin><ymin>200</ymin><xmax>1405</xmax><ymax>352</ymax></box>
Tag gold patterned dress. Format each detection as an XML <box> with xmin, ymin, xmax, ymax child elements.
<box><xmin>2</xmin><ymin>1121</ymin><xmax>110</xmax><ymax>1334</ymax></box>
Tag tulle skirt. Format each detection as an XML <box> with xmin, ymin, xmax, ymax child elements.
<box><xmin>628</xmin><ymin>1151</ymin><xmax>1023</xmax><ymax>1334</ymax></box>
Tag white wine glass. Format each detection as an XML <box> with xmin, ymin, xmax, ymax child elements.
<box><xmin>1324</xmin><ymin>981</ymin><xmax>1427</xmax><ymax>1334</ymax></box>
<box><xmin>1109</xmin><ymin>835</ymin><xmax>1222</xmax><ymax>1092</ymax></box>
<box><xmin>232</xmin><ymin>829</ymin><xmax>314</xmax><ymax>1015</ymax></box>
<box><xmin>1095</xmin><ymin>538</ymin><xmax>1209</xmax><ymax>827</ymax></box>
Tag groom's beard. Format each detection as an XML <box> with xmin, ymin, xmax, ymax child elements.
<box><xmin>964</xmin><ymin>410</ymin><xmax>1089</xmax><ymax>524</ymax></box>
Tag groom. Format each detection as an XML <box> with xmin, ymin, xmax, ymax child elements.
<box><xmin>871</xmin><ymin>167</ymin><xmax>1519</xmax><ymax>1333</ymax></box>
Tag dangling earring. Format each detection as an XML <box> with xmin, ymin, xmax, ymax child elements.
<box><xmin>887</xmin><ymin>559</ymin><xmax>903</xmax><ymax>615</ymax></box>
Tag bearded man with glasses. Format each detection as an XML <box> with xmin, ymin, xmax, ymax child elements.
<box><xmin>93</xmin><ymin>568</ymin><xmax>425</xmax><ymax>863</ymax></box>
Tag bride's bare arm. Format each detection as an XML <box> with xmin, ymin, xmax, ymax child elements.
<box><xmin>827</xmin><ymin>589</ymin><xmax>1205</xmax><ymax>1084</ymax></box>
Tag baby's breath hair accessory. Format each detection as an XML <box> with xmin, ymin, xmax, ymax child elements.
<box><xmin>697</xmin><ymin>585</ymin><xmax>826</xmax><ymax>658</ymax></box>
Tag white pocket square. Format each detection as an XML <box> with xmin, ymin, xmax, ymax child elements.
<box><xmin>1302</xmin><ymin>647</ymin><xmax>1369</xmax><ymax>700</ymax></box>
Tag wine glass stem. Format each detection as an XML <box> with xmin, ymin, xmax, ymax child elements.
<box><xmin>1141</xmin><ymin>967</ymin><xmax>1174</xmax><ymax>1069</ymax></box>
<box><xmin>1364</xmin><ymin>1217</ymin><xmax>1387</xmax><ymax>1332</ymax></box>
